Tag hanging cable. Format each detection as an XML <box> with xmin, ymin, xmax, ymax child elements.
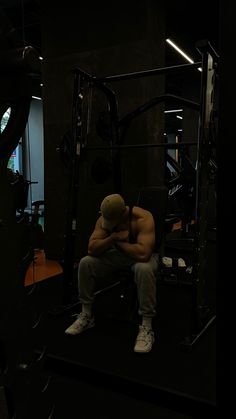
<box><xmin>25</xmin><ymin>117</ymin><xmax>38</xmax><ymax>293</ymax></box>
<box><xmin>20</xmin><ymin>0</ymin><xmax>26</xmax><ymax>46</ymax></box>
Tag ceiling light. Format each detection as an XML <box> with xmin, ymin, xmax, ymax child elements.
<box><xmin>166</xmin><ymin>38</ymin><xmax>194</xmax><ymax>63</ymax></box>
<box><xmin>164</xmin><ymin>109</ymin><xmax>183</xmax><ymax>113</ymax></box>
<box><xmin>166</xmin><ymin>38</ymin><xmax>202</xmax><ymax>72</ymax></box>
<box><xmin>176</xmin><ymin>115</ymin><xmax>183</xmax><ymax>120</ymax></box>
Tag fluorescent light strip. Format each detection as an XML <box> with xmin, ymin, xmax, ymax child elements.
<box><xmin>166</xmin><ymin>38</ymin><xmax>194</xmax><ymax>63</ymax></box>
<box><xmin>32</xmin><ymin>96</ymin><xmax>42</xmax><ymax>100</ymax></box>
<box><xmin>166</xmin><ymin>38</ymin><xmax>202</xmax><ymax>72</ymax></box>
<box><xmin>164</xmin><ymin>109</ymin><xmax>183</xmax><ymax>113</ymax></box>
<box><xmin>176</xmin><ymin>115</ymin><xmax>183</xmax><ymax>120</ymax></box>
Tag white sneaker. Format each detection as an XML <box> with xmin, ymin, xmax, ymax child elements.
<box><xmin>134</xmin><ymin>325</ymin><xmax>154</xmax><ymax>353</ymax></box>
<box><xmin>65</xmin><ymin>312</ymin><xmax>95</xmax><ymax>335</ymax></box>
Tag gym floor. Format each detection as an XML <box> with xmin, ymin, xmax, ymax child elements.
<box><xmin>19</xmin><ymin>232</ymin><xmax>216</xmax><ymax>419</ymax></box>
<box><xmin>24</xmin><ymin>249</ymin><xmax>63</xmax><ymax>286</ymax></box>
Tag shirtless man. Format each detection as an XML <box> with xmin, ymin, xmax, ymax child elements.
<box><xmin>65</xmin><ymin>193</ymin><xmax>159</xmax><ymax>353</ymax></box>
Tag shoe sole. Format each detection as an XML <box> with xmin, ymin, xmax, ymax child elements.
<box><xmin>65</xmin><ymin>321</ymin><xmax>95</xmax><ymax>335</ymax></box>
<box><xmin>134</xmin><ymin>347</ymin><xmax>152</xmax><ymax>353</ymax></box>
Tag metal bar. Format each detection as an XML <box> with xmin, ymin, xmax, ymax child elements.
<box><xmin>73</xmin><ymin>73</ymin><xmax>122</xmax><ymax>192</ymax></box>
<box><xmin>72</xmin><ymin>67</ymin><xmax>95</xmax><ymax>81</ymax></box>
<box><xmin>97</xmin><ymin>62</ymin><xmax>202</xmax><ymax>82</ymax></box>
<box><xmin>89</xmin><ymin>80</ymin><xmax>121</xmax><ymax>192</ymax></box>
<box><xmin>61</xmin><ymin>72</ymin><xmax>84</xmax><ymax>306</ymax></box>
<box><xmin>94</xmin><ymin>281</ymin><xmax>121</xmax><ymax>296</ymax></box>
<box><xmin>85</xmin><ymin>142</ymin><xmax>197</xmax><ymax>151</ymax></box>
<box><xmin>179</xmin><ymin>315</ymin><xmax>216</xmax><ymax>352</ymax></box>
<box><xmin>195</xmin><ymin>51</ymin><xmax>215</xmax><ymax>328</ymax></box>
<box><xmin>195</xmin><ymin>39</ymin><xmax>220</xmax><ymax>62</ymax></box>
<box><xmin>190</xmin><ymin>45</ymin><xmax>216</xmax><ymax>336</ymax></box>
<box><xmin>118</xmin><ymin>94</ymin><xmax>199</xmax><ymax>130</ymax></box>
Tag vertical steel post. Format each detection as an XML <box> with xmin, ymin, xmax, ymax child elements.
<box><xmin>180</xmin><ymin>41</ymin><xmax>217</xmax><ymax>350</ymax></box>
<box><xmin>61</xmin><ymin>72</ymin><xmax>84</xmax><ymax>305</ymax></box>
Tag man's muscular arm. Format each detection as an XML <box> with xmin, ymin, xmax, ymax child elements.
<box><xmin>88</xmin><ymin>217</ymin><xmax>129</xmax><ymax>256</ymax></box>
<box><xmin>116</xmin><ymin>212</ymin><xmax>155</xmax><ymax>262</ymax></box>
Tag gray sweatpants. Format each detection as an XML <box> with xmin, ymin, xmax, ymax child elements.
<box><xmin>78</xmin><ymin>247</ymin><xmax>159</xmax><ymax>317</ymax></box>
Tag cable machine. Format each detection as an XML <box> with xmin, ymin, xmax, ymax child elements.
<box><xmin>61</xmin><ymin>40</ymin><xmax>218</xmax><ymax>350</ymax></box>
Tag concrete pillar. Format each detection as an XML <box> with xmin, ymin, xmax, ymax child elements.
<box><xmin>42</xmin><ymin>0</ymin><xmax>165</xmax><ymax>259</ymax></box>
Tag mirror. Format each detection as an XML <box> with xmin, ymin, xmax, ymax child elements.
<box><xmin>0</xmin><ymin>105</ymin><xmax>11</xmax><ymax>134</ymax></box>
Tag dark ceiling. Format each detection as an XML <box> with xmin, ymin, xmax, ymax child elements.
<box><xmin>166</xmin><ymin>1</ymin><xmax>219</xmax><ymax>47</ymax></box>
<box><xmin>0</xmin><ymin>0</ymin><xmax>41</xmax><ymax>52</ymax></box>
<box><xmin>0</xmin><ymin>0</ymin><xmax>220</xmax><ymax>134</ymax></box>
<box><xmin>0</xmin><ymin>0</ymin><xmax>220</xmax><ymax>59</ymax></box>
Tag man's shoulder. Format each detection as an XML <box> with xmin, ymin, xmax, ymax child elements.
<box><xmin>133</xmin><ymin>206</ymin><xmax>154</xmax><ymax>222</ymax></box>
<box><xmin>94</xmin><ymin>215</ymin><xmax>104</xmax><ymax>230</ymax></box>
